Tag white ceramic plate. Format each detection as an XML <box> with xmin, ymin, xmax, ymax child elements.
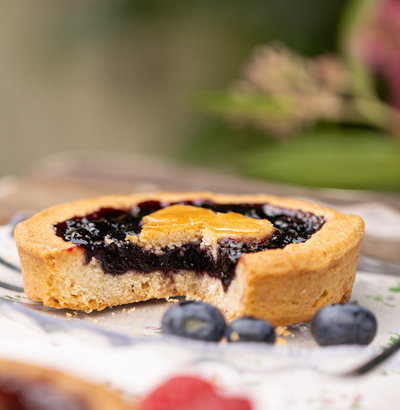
<box><xmin>1</xmin><ymin>223</ymin><xmax>400</xmax><ymax>350</ymax></box>
<box><xmin>3</xmin><ymin>224</ymin><xmax>400</xmax><ymax>409</ymax></box>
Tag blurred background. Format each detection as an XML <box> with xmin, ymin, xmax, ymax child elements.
<box><xmin>1</xmin><ymin>0</ymin><xmax>400</xmax><ymax>191</ymax></box>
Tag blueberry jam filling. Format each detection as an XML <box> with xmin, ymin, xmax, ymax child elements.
<box><xmin>54</xmin><ymin>200</ymin><xmax>325</xmax><ymax>289</ymax></box>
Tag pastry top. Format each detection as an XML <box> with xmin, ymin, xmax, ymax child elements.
<box><xmin>15</xmin><ymin>191</ymin><xmax>364</xmax><ymax>278</ymax></box>
<box><xmin>138</xmin><ymin>204</ymin><xmax>276</xmax><ymax>250</ymax></box>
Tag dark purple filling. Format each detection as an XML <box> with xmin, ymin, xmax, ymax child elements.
<box><xmin>0</xmin><ymin>376</ymin><xmax>89</xmax><ymax>410</ymax></box>
<box><xmin>54</xmin><ymin>200</ymin><xmax>325</xmax><ymax>289</ymax></box>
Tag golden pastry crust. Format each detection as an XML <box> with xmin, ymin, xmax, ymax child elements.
<box><xmin>0</xmin><ymin>359</ymin><xmax>131</xmax><ymax>409</ymax></box>
<box><xmin>14</xmin><ymin>192</ymin><xmax>364</xmax><ymax>326</ymax></box>
<box><xmin>139</xmin><ymin>204</ymin><xmax>276</xmax><ymax>251</ymax></box>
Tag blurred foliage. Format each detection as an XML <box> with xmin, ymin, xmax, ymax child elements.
<box><xmin>193</xmin><ymin>44</ymin><xmax>400</xmax><ymax>138</ymax></box>
<box><xmin>188</xmin><ymin>0</ymin><xmax>400</xmax><ymax>191</ymax></box>
<box><xmin>46</xmin><ymin>0</ymin><xmax>348</xmax><ymax>64</ymax></box>
<box><xmin>186</xmin><ymin>119</ymin><xmax>400</xmax><ymax>191</ymax></box>
<box><xmin>42</xmin><ymin>0</ymin><xmax>400</xmax><ymax>191</ymax></box>
<box><xmin>245</xmin><ymin>131</ymin><xmax>400</xmax><ymax>191</ymax></box>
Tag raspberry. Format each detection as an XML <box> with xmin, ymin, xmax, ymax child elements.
<box><xmin>141</xmin><ymin>376</ymin><xmax>252</xmax><ymax>410</ymax></box>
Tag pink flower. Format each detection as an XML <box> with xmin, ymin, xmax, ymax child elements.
<box><xmin>358</xmin><ymin>0</ymin><xmax>400</xmax><ymax>110</ymax></box>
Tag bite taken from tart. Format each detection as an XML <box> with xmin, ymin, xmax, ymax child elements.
<box><xmin>14</xmin><ymin>192</ymin><xmax>364</xmax><ymax>326</ymax></box>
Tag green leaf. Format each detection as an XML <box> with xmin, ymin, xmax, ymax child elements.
<box><xmin>243</xmin><ymin>131</ymin><xmax>400</xmax><ymax>191</ymax></box>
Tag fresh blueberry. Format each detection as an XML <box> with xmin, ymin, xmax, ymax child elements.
<box><xmin>311</xmin><ymin>303</ymin><xmax>377</xmax><ymax>346</ymax></box>
<box><xmin>226</xmin><ymin>317</ymin><xmax>276</xmax><ymax>343</ymax></box>
<box><xmin>161</xmin><ymin>301</ymin><xmax>226</xmax><ymax>342</ymax></box>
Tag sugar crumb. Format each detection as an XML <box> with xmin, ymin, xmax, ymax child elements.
<box><xmin>275</xmin><ymin>326</ymin><xmax>286</xmax><ymax>336</ymax></box>
<box><xmin>122</xmin><ymin>309</ymin><xmax>126</xmax><ymax>313</ymax></box>
<box><xmin>275</xmin><ymin>326</ymin><xmax>292</xmax><ymax>337</ymax></box>
<box><xmin>125</xmin><ymin>234</ymin><xmax>138</xmax><ymax>244</ymax></box>
<box><xmin>66</xmin><ymin>312</ymin><xmax>72</xmax><ymax>318</ymax></box>
<box><xmin>276</xmin><ymin>337</ymin><xmax>287</xmax><ymax>345</ymax></box>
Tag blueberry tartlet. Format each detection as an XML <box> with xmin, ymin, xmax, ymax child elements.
<box><xmin>15</xmin><ymin>192</ymin><xmax>364</xmax><ymax>326</ymax></box>
<box><xmin>0</xmin><ymin>359</ymin><xmax>130</xmax><ymax>410</ymax></box>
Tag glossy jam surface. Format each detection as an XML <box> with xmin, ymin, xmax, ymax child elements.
<box><xmin>0</xmin><ymin>376</ymin><xmax>89</xmax><ymax>410</ymax></box>
<box><xmin>143</xmin><ymin>204</ymin><xmax>274</xmax><ymax>232</ymax></box>
<box><xmin>54</xmin><ymin>200</ymin><xmax>325</xmax><ymax>289</ymax></box>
